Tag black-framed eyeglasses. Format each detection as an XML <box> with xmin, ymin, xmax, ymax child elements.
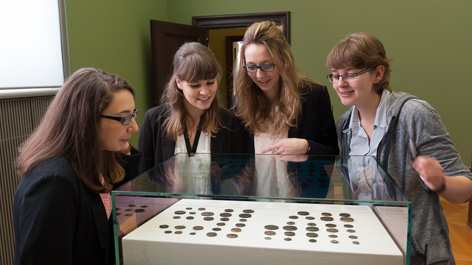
<box><xmin>243</xmin><ymin>63</ymin><xmax>276</xmax><ymax>73</ymax></box>
<box><xmin>326</xmin><ymin>67</ymin><xmax>376</xmax><ymax>83</ymax></box>
<box><xmin>100</xmin><ymin>109</ymin><xmax>138</xmax><ymax>125</ymax></box>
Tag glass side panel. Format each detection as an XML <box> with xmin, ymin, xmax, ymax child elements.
<box><xmin>113</xmin><ymin>154</ymin><xmax>412</xmax><ymax>265</ymax></box>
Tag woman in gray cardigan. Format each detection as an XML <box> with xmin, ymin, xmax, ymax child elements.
<box><xmin>326</xmin><ymin>32</ymin><xmax>472</xmax><ymax>265</ymax></box>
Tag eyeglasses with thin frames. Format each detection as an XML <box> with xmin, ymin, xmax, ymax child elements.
<box><xmin>326</xmin><ymin>67</ymin><xmax>376</xmax><ymax>83</ymax></box>
<box><xmin>100</xmin><ymin>109</ymin><xmax>138</xmax><ymax>125</ymax></box>
<box><xmin>243</xmin><ymin>63</ymin><xmax>276</xmax><ymax>73</ymax></box>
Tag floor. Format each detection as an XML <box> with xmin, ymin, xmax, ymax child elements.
<box><xmin>440</xmin><ymin>198</ymin><xmax>472</xmax><ymax>265</ymax></box>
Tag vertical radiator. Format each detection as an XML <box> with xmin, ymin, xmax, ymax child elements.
<box><xmin>0</xmin><ymin>96</ymin><xmax>53</xmax><ymax>265</ymax></box>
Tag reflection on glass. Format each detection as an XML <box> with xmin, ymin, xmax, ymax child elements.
<box><xmin>125</xmin><ymin>154</ymin><xmax>406</xmax><ymax>203</ymax></box>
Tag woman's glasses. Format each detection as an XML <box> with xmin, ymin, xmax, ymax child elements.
<box><xmin>101</xmin><ymin>109</ymin><xmax>138</xmax><ymax>125</ymax></box>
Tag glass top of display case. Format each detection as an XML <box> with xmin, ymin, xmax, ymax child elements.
<box><xmin>112</xmin><ymin>154</ymin><xmax>412</xmax><ymax>265</ymax></box>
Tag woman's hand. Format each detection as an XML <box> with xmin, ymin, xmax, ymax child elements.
<box><xmin>262</xmin><ymin>138</ymin><xmax>309</xmax><ymax>155</ymax></box>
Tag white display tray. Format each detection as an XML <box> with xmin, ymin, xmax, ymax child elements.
<box><xmin>122</xmin><ymin>199</ymin><xmax>403</xmax><ymax>265</ymax></box>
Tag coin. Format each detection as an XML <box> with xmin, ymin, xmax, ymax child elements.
<box><xmin>326</xmin><ymin>228</ymin><xmax>338</xmax><ymax>233</ymax></box>
<box><xmin>174</xmin><ymin>210</ymin><xmax>186</xmax><ymax>215</ymax></box>
<box><xmin>339</xmin><ymin>213</ymin><xmax>351</xmax><ymax>217</ymax></box>
<box><xmin>203</xmin><ymin>217</ymin><xmax>214</xmax><ymax>221</ymax></box>
<box><xmin>159</xmin><ymin>225</ymin><xmax>169</xmax><ymax>229</ymax></box>
<box><xmin>298</xmin><ymin>211</ymin><xmax>309</xmax><ymax>216</ymax></box>
<box><xmin>220</xmin><ymin>213</ymin><xmax>232</xmax><ymax>217</ymax></box>
<box><xmin>239</xmin><ymin>213</ymin><xmax>252</xmax><ymax>218</ymax></box>
<box><xmin>227</xmin><ymin>234</ymin><xmax>238</xmax><ymax>238</ymax></box>
<box><xmin>202</xmin><ymin>212</ymin><xmax>214</xmax><ymax>216</ymax></box>
<box><xmin>320</xmin><ymin>217</ymin><xmax>334</xmax><ymax>221</ymax></box>
<box><xmin>306</xmin><ymin>227</ymin><xmax>319</xmax><ymax>231</ymax></box>
<box><xmin>175</xmin><ymin>225</ymin><xmax>185</xmax><ymax>229</ymax></box>
<box><xmin>207</xmin><ymin>232</ymin><xmax>217</xmax><ymax>237</ymax></box>
<box><xmin>265</xmin><ymin>231</ymin><xmax>276</xmax><ymax>235</ymax></box>
<box><xmin>326</xmin><ymin>223</ymin><xmax>336</xmax><ymax>228</ymax></box>
<box><xmin>284</xmin><ymin>232</ymin><xmax>295</xmax><ymax>236</ymax></box>
<box><xmin>231</xmin><ymin>228</ymin><xmax>242</xmax><ymax>232</ymax></box>
<box><xmin>264</xmin><ymin>225</ymin><xmax>279</xmax><ymax>230</ymax></box>
<box><xmin>243</xmin><ymin>209</ymin><xmax>254</xmax><ymax>213</ymax></box>
<box><xmin>341</xmin><ymin>217</ymin><xmax>354</xmax><ymax>222</ymax></box>
<box><xmin>306</xmin><ymin>232</ymin><xmax>318</xmax><ymax>238</ymax></box>
<box><xmin>193</xmin><ymin>226</ymin><xmax>204</xmax><ymax>230</ymax></box>
<box><xmin>321</xmin><ymin>212</ymin><xmax>332</xmax><ymax>217</ymax></box>
<box><xmin>283</xmin><ymin>225</ymin><xmax>297</xmax><ymax>231</ymax></box>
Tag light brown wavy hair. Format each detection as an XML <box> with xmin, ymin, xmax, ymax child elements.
<box><xmin>326</xmin><ymin>32</ymin><xmax>392</xmax><ymax>94</ymax></box>
<box><xmin>16</xmin><ymin>68</ymin><xmax>134</xmax><ymax>193</ymax></box>
<box><xmin>233</xmin><ymin>21</ymin><xmax>311</xmax><ymax>136</ymax></box>
<box><xmin>160</xmin><ymin>42</ymin><xmax>223</xmax><ymax>141</ymax></box>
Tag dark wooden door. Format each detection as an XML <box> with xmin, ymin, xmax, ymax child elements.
<box><xmin>150</xmin><ymin>20</ymin><xmax>208</xmax><ymax>105</ymax></box>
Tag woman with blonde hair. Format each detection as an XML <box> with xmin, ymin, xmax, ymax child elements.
<box><xmin>13</xmin><ymin>68</ymin><xmax>141</xmax><ymax>264</ymax></box>
<box><xmin>138</xmin><ymin>42</ymin><xmax>245</xmax><ymax>176</ymax></box>
<box><xmin>233</xmin><ymin>21</ymin><xmax>338</xmax><ymax>156</ymax></box>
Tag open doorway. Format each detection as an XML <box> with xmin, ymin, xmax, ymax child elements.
<box><xmin>150</xmin><ymin>12</ymin><xmax>290</xmax><ymax>107</ymax></box>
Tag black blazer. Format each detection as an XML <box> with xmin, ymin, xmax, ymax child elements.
<box><xmin>246</xmin><ymin>82</ymin><xmax>339</xmax><ymax>155</ymax></box>
<box><xmin>138</xmin><ymin>105</ymin><xmax>247</xmax><ymax>174</ymax></box>
<box><xmin>13</xmin><ymin>152</ymin><xmax>141</xmax><ymax>265</ymax></box>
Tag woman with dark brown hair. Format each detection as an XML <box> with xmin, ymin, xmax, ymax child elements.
<box><xmin>13</xmin><ymin>68</ymin><xmax>141</xmax><ymax>265</ymax></box>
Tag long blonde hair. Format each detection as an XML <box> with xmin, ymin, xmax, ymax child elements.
<box><xmin>233</xmin><ymin>21</ymin><xmax>310</xmax><ymax>136</ymax></box>
<box><xmin>160</xmin><ymin>42</ymin><xmax>223</xmax><ymax>141</ymax></box>
<box><xmin>16</xmin><ymin>68</ymin><xmax>134</xmax><ymax>193</ymax></box>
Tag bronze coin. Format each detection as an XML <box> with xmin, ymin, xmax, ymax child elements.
<box><xmin>198</xmin><ymin>208</ymin><xmax>206</xmax><ymax>211</ymax></box>
<box><xmin>284</xmin><ymin>238</ymin><xmax>292</xmax><ymax>241</ymax></box>
<box><xmin>265</xmin><ymin>231</ymin><xmax>276</xmax><ymax>235</ymax></box>
<box><xmin>349</xmin><ymin>235</ymin><xmax>358</xmax><ymax>239</ymax></box>
<box><xmin>224</xmin><ymin>209</ymin><xmax>234</xmax><ymax>212</ymax></box>
<box><xmin>227</xmin><ymin>234</ymin><xmax>238</xmax><ymax>238</ymax></box>
<box><xmin>164</xmin><ymin>230</ymin><xmax>172</xmax><ymax>234</ymax></box>
<box><xmin>283</xmin><ymin>225</ymin><xmax>297</xmax><ymax>231</ymax></box>
<box><xmin>341</xmin><ymin>217</ymin><xmax>354</xmax><ymax>222</ymax></box>
<box><xmin>173</xmin><ymin>216</ymin><xmax>180</xmax><ymax>219</ymax></box>
<box><xmin>265</xmin><ymin>237</ymin><xmax>272</xmax><ymax>240</ymax></box>
<box><xmin>326</xmin><ymin>223</ymin><xmax>336</xmax><ymax>228</ymax></box>
<box><xmin>284</xmin><ymin>232</ymin><xmax>295</xmax><ymax>236</ymax></box>
<box><xmin>204</xmin><ymin>217</ymin><xmax>214</xmax><ymax>221</ymax></box>
<box><xmin>331</xmin><ymin>240</ymin><xmax>339</xmax><ymax>244</ymax></box>
<box><xmin>298</xmin><ymin>211</ymin><xmax>309</xmax><ymax>216</ymax></box>
<box><xmin>186</xmin><ymin>216</ymin><xmax>194</xmax><ymax>220</ymax></box>
<box><xmin>185</xmin><ymin>207</ymin><xmax>192</xmax><ymax>210</ymax></box>
<box><xmin>339</xmin><ymin>213</ymin><xmax>351</xmax><ymax>217</ymax></box>
<box><xmin>321</xmin><ymin>212</ymin><xmax>332</xmax><ymax>217</ymax></box>
<box><xmin>239</xmin><ymin>213</ymin><xmax>252</xmax><ymax>218</ymax></box>
<box><xmin>289</xmin><ymin>215</ymin><xmax>298</xmax><ymax>219</ymax></box>
<box><xmin>305</xmin><ymin>216</ymin><xmax>315</xmax><ymax>220</ymax></box>
<box><xmin>344</xmin><ymin>224</ymin><xmax>354</xmax><ymax>228</ymax></box>
<box><xmin>353</xmin><ymin>241</ymin><xmax>360</xmax><ymax>245</ymax></box>
<box><xmin>346</xmin><ymin>229</ymin><xmax>356</xmax><ymax>233</ymax></box>
<box><xmin>231</xmin><ymin>228</ymin><xmax>242</xmax><ymax>232</ymax></box>
<box><xmin>202</xmin><ymin>212</ymin><xmax>214</xmax><ymax>216</ymax></box>
<box><xmin>326</xmin><ymin>228</ymin><xmax>338</xmax><ymax>233</ymax></box>
<box><xmin>220</xmin><ymin>217</ymin><xmax>229</xmax><ymax>221</ymax></box>
<box><xmin>217</xmin><ymin>222</ymin><xmax>226</xmax><ymax>226</ymax></box>
<box><xmin>287</xmin><ymin>221</ymin><xmax>295</xmax><ymax>225</ymax></box>
<box><xmin>306</xmin><ymin>227</ymin><xmax>319</xmax><ymax>232</ymax></box>
<box><xmin>265</xmin><ymin>225</ymin><xmax>279</xmax><ymax>230</ymax></box>
<box><xmin>307</xmin><ymin>222</ymin><xmax>316</xmax><ymax>226</ymax></box>
<box><xmin>320</xmin><ymin>217</ymin><xmax>334</xmax><ymax>221</ymax></box>
<box><xmin>174</xmin><ymin>231</ymin><xmax>182</xmax><ymax>234</ymax></box>
<box><xmin>175</xmin><ymin>225</ymin><xmax>185</xmax><ymax>229</ymax></box>
<box><xmin>243</xmin><ymin>209</ymin><xmax>254</xmax><ymax>213</ymax></box>
<box><xmin>174</xmin><ymin>210</ymin><xmax>186</xmax><ymax>215</ymax></box>
<box><xmin>306</xmin><ymin>232</ymin><xmax>318</xmax><ymax>238</ymax></box>
<box><xmin>213</xmin><ymin>228</ymin><xmax>221</xmax><ymax>231</ymax></box>
<box><xmin>189</xmin><ymin>212</ymin><xmax>196</xmax><ymax>215</ymax></box>
<box><xmin>240</xmin><ymin>219</ymin><xmax>247</xmax><ymax>222</ymax></box>
<box><xmin>193</xmin><ymin>226</ymin><xmax>204</xmax><ymax>230</ymax></box>
<box><xmin>309</xmin><ymin>239</ymin><xmax>317</xmax><ymax>243</ymax></box>
<box><xmin>207</xmin><ymin>232</ymin><xmax>217</xmax><ymax>237</ymax></box>
<box><xmin>235</xmin><ymin>223</ymin><xmax>245</xmax><ymax>227</ymax></box>
<box><xmin>190</xmin><ymin>232</ymin><xmax>196</xmax><ymax>235</ymax></box>
<box><xmin>159</xmin><ymin>225</ymin><xmax>169</xmax><ymax>229</ymax></box>
<box><xmin>329</xmin><ymin>234</ymin><xmax>338</xmax><ymax>238</ymax></box>
<box><xmin>220</xmin><ymin>213</ymin><xmax>232</xmax><ymax>217</ymax></box>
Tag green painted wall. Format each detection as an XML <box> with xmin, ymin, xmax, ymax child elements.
<box><xmin>167</xmin><ymin>0</ymin><xmax>472</xmax><ymax>167</ymax></box>
<box><xmin>65</xmin><ymin>0</ymin><xmax>472</xmax><ymax>166</ymax></box>
<box><xmin>65</xmin><ymin>0</ymin><xmax>167</xmax><ymax>146</ymax></box>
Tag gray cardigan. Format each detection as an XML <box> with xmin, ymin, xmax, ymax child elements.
<box><xmin>337</xmin><ymin>91</ymin><xmax>472</xmax><ymax>265</ymax></box>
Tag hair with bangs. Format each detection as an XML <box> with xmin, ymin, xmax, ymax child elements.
<box><xmin>160</xmin><ymin>42</ymin><xmax>223</xmax><ymax>140</ymax></box>
<box><xmin>16</xmin><ymin>68</ymin><xmax>134</xmax><ymax>193</ymax></box>
<box><xmin>326</xmin><ymin>32</ymin><xmax>392</xmax><ymax>94</ymax></box>
<box><xmin>233</xmin><ymin>21</ymin><xmax>311</xmax><ymax>136</ymax></box>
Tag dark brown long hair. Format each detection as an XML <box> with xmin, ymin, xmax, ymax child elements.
<box><xmin>16</xmin><ymin>68</ymin><xmax>135</xmax><ymax>193</ymax></box>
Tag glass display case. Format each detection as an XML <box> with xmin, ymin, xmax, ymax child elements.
<box><xmin>112</xmin><ymin>154</ymin><xmax>412</xmax><ymax>265</ymax></box>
